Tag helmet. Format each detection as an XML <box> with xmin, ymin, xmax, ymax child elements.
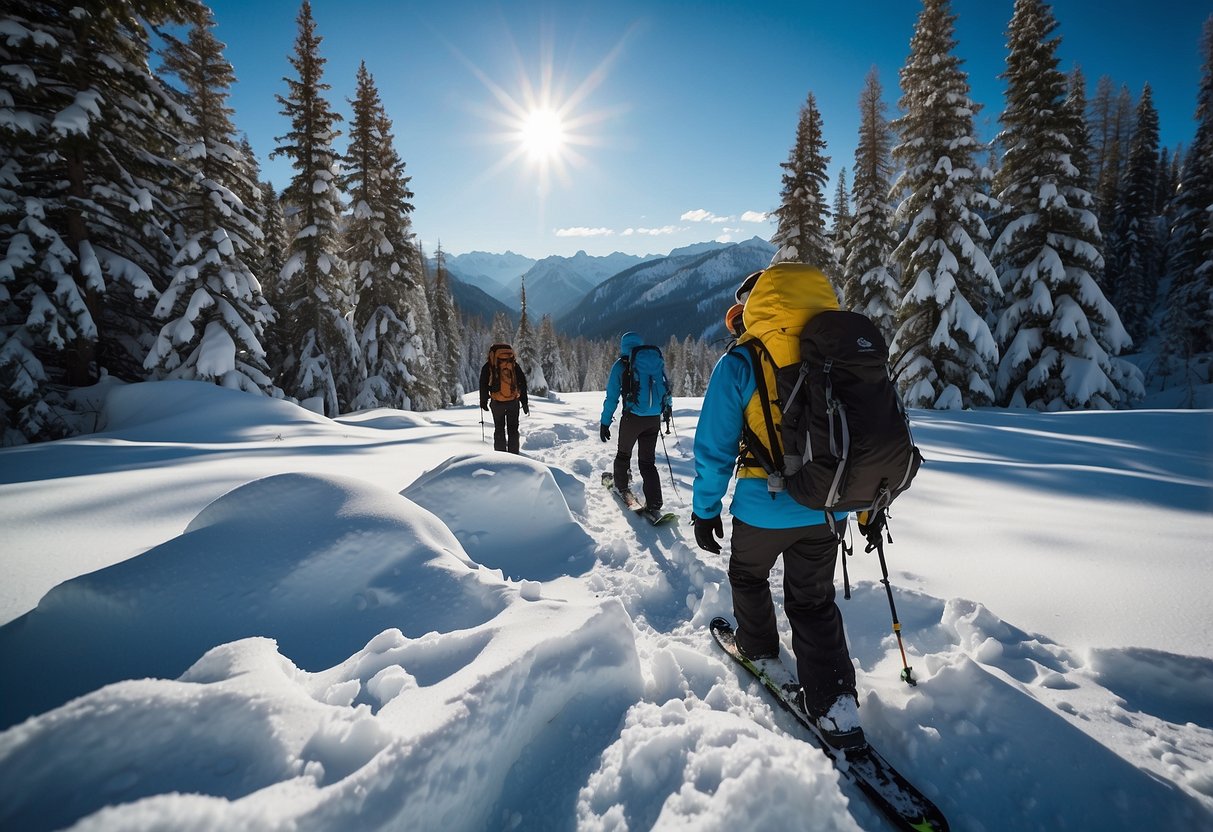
<box><xmin>736</xmin><ymin>270</ymin><xmax>763</xmax><ymax>304</ymax></box>
<box><xmin>725</xmin><ymin>303</ymin><xmax>746</xmax><ymax>337</ymax></box>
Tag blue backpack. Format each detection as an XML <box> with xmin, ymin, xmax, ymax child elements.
<box><xmin>623</xmin><ymin>345</ymin><xmax>670</xmax><ymax>414</ymax></box>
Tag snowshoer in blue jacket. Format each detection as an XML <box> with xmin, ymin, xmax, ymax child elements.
<box><xmin>692</xmin><ymin>265</ymin><xmax>862</xmax><ymax>748</ymax></box>
<box><xmin>601</xmin><ymin>331</ymin><xmax>671</xmax><ymax>513</ymax></box>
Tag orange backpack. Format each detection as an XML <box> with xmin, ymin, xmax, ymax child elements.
<box><xmin>488</xmin><ymin>344</ymin><xmax>519</xmax><ymax>402</ymax></box>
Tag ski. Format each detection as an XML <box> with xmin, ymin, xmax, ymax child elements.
<box><xmin>709</xmin><ymin>617</ymin><xmax>948</xmax><ymax>832</ymax></box>
<box><xmin>601</xmin><ymin>473</ymin><xmax>678</xmax><ymax>525</ymax></box>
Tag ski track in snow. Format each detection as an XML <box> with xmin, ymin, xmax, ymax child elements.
<box><xmin>0</xmin><ymin>383</ymin><xmax>1210</xmax><ymax>831</ymax></box>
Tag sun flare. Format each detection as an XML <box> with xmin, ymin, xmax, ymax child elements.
<box><xmin>520</xmin><ymin>107</ymin><xmax>566</xmax><ymax>161</ymax></box>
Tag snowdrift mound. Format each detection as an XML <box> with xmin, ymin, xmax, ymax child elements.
<box><xmin>0</xmin><ymin>472</ymin><xmax>508</xmax><ymax>730</ymax></box>
<box><xmin>99</xmin><ymin>379</ymin><xmax>331</xmax><ymax>443</ymax></box>
<box><xmin>403</xmin><ymin>452</ymin><xmax>597</xmax><ymax>580</ymax></box>
<box><xmin>335</xmin><ymin>408</ymin><xmax>432</xmax><ymax>430</ymax></box>
<box><xmin>0</xmin><ymin>591</ymin><xmax>643</xmax><ymax>832</ymax></box>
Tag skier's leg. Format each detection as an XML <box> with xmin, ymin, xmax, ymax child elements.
<box><xmin>505</xmin><ymin>401</ymin><xmax>521</xmax><ymax>454</ymax></box>
<box><xmin>783</xmin><ymin>522</ymin><xmax>856</xmax><ymax>715</ymax></box>
<box><xmin>728</xmin><ymin>519</ymin><xmax>790</xmax><ymax>658</ymax></box>
<box><xmin>636</xmin><ymin>416</ymin><xmax>661</xmax><ymax>508</ymax></box>
<box><xmin>613</xmin><ymin>412</ymin><xmax>638</xmax><ymax>491</ymax></box>
<box><xmin>490</xmin><ymin>401</ymin><xmax>508</xmax><ymax>451</ymax></box>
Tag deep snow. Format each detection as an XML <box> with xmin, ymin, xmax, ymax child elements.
<box><xmin>1</xmin><ymin>380</ymin><xmax>1210</xmax><ymax>831</ymax></box>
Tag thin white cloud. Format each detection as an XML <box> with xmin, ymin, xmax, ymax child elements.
<box><xmin>681</xmin><ymin>209</ymin><xmax>731</xmax><ymax>224</ymax></box>
<box><xmin>555</xmin><ymin>226</ymin><xmax>615</xmax><ymax>238</ymax></box>
<box><xmin>740</xmin><ymin>210</ymin><xmax>769</xmax><ymax>223</ymax></box>
<box><xmin>622</xmin><ymin>226</ymin><xmax>681</xmax><ymax>237</ymax></box>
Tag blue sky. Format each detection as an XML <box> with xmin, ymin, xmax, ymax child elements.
<box><xmin>205</xmin><ymin>0</ymin><xmax>1210</xmax><ymax>260</ymax></box>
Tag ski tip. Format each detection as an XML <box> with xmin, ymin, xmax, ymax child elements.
<box><xmin>709</xmin><ymin>616</ymin><xmax>733</xmax><ymax>633</ymax></box>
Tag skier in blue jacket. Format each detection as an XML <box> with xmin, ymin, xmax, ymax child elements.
<box><xmin>601</xmin><ymin>331</ymin><xmax>672</xmax><ymax>515</ymax></box>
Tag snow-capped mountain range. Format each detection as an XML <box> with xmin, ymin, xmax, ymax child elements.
<box><xmin>558</xmin><ymin>237</ymin><xmax>777</xmax><ymax>343</ymax></box>
<box><xmin>437</xmin><ymin>238</ymin><xmax>776</xmax><ymax>344</ymax></box>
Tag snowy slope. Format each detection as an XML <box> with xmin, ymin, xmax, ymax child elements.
<box><xmin>1</xmin><ymin>381</ymin><xmax>1211</xmax><ymax>831</ymax></box>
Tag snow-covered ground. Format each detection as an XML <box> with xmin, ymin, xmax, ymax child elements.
<box><xmin>1</xmin><ymin>380</ymin><xmax>1211</xmax><ymax>831</ymax></box>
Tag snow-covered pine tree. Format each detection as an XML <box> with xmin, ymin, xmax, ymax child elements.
<box><xmin>1107</xmin><ymin>84</ymin><xmax>1162</xmax><ymax>344</ymax></box>
<box><xmin>771</xmin><ymin>91</ymin><xmax>835</xmax><ymax>279</ymax></box>
<box><xmin>428</xmin><ymin>245</ymin><xmax>464</xmax><ymax>405</ymax></box>
<box><xmin>255</xmin><ymin>181</ymin><xmax>290</xmax><ymax>380</ymax></box>
<box><xmin>490</xmin><ymin>311</ymin><xmax>513</xmax><ymax>344</ymax></box>
<box><xmin>1089</xmin><ymin>76</ymin><xmax>1118</xmax><ymax>212</ymax></box>
<box><xmin>889</xmin><ymin>0</ymin><xmax>1001</xmax><ymax>410</ymax></box>
<box><xmin>0</xmin><ymin>0</ymin><xmax>204</xmax><ymax>443</ymax></box>
<box><xmin>457</xmin><ymin>314</ymin><xmax>490</xmax><ymax>396</ymax></box>
<box><xmin>233</xmin><ymin>137</ymin><xmax>265</xmax><ymax>229</ymax></box>
<box><xmin>580</xmin><ymin>341</ymin><xmax>613</xmax><ymax>391</ymax></box>
<box><xmin>1092</xmin><ymin>82</ymin><xmax>1135</xmax><ymax>289</ymax></box>
<box><xmin>662</xmin><ymin>336</ymin><xmax>684</xmax><ymax>396</ymax></box>
<box><xmin>680</xmin><ymin>334</ymin><xmax>707</xmax><ymax>396</ymax></box>
<box><xmin>145</xmin><ymin>9</ymin><xmax>277</xmax><ymax>396</ymax></box>
<box><xmin>0</xmin><ymin>157</ymin><xmax>64</xmax><ymax>443</ymax></box>
<box><xmin>342</xmin><ymin>62</ymin><xmax>433</xmax><ymax>411</ymax></box>
<box><xmin>538</xmin><ymin>314</ymin><xmax>569</xmax><ymax>392</ymax></box>
<box><xmin>990</xmin><ymin>0</ymin><xmax>1140</xmax><ymax>411</ymax></box>
<box><xmin>1156</xmin><ymin>147</ymin><xmax>1174</xmax><ymax>219</ymax></box>
<box><xmin>842</xmin><ymin>68</ymin><xmax>899</xmax><ymax>342</ymax></box>
<box><xmin>514</xmin><ymin>280</ymin><xmax>548</xmax><ymax>396</ymax></box>
<box><xmin>1160</xmin><ymin>18</ymin><xmax>1213</xmax><ymax>384</ymax></box>
<box><xmin>233</xmin><ymin>136</ymin><xmax>272</xmax><ymax>279</ymax></box>
<box><xmin>831</xmin><ymin>167</ymin><xmax>852</xmax><ymax>268</ymax></box>
<box><xmin>403</xmin><ymin>241</ymin><xmax>441</xmax><ymax>409</ymax></box>
<box><xmin>271</xmin><ymin>0</ymin><xmax>359</xmax><ymax>416</ymax></box>
<box><xmin>1066</xmin><ymin>68</ymin><xmax>1095</xmax><ymax>193</ymax></box>
<box><xmin>256</xmin><ymin>182</ymin><xmax>288</xmax><ymax>303</ymax></box>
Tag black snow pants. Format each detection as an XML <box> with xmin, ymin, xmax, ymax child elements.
<box><xmin>728</xmin><ymin>518</ymin><xmax>856</xmax><ymax>716</ymax></box>
<box><xmin>613</xmin><ymin>411</ymin><xmax>662</xmax><ymax>509</ymax></box>
<box><xmin>489</xmin><ymin>399</ymin><xmax>521</xmax><ymax>454</ymax></box>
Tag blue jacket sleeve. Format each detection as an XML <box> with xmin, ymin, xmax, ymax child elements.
<box><xmin>692</xmin><ymin>351</ymin><xmax>752</xmax><ymax>519</ymax></box>
<box><xmin>601</xmin><ymin>359</ymin><xmax>623</xmax><ymax>426</ymax></box>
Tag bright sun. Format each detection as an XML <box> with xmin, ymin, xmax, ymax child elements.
<box><xmin>456</xmin><ymin>26</ymin><xmax>632</xmax><ymax>196</ymax></box>
<box><xmin>520</xmin><ymin>108</ymin><xmax>565</xmax><ymax>161</ymax></box>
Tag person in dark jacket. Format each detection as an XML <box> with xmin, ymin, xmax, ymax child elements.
<box><xmin>479</xmin><ymin>344</ymin><xmax>528</xmax><ymax>454</ymax></box>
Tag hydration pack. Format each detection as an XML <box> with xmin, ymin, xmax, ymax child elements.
<box><xmin>622</xmin><ymin>345</ymin><xmax>670</xmax><ymax>414</ymax></box>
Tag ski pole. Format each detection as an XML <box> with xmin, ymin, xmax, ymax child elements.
<box><xmin>658</xmin><ymin>430</ymin><xmax>684</xmax><ymax>505</ymax></box>
<box><xmin>865</xmin><ymin>510</ymin><xmax>916</xmax><ymax>686</ymax></box>
<box><xmin>480</xmin><ymin>415</ymin><xmax>485</xmax><ymax>444</ymax></box>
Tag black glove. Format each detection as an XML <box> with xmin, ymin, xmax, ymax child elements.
<box><xmin>692</xmin><ymin>513</ymin><xmax>724</xmax><ymax>553</ymax></box>
<box><xmin>600</xmin><ymin>423</ymin><xmax>611</xmax><ymax>442</ymax></box>
<box><xmin>522</xmin><ymin>403</ymin><xmax>529</xmax><ymax>415</ymax></box>
<box><xmin>857</xmin><ymin>509</ymin><xmax>887</xmax><ymax>551</ymax></box>
<box><xmin>480</xmin><ymin>401</ymin><xmax>489</xmax><ymax>411</ymax></box>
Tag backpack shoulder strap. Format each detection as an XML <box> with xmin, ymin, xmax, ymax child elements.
<box><xmin>731</xmin><ymin>341</ymin><xmax>780</xmax><ymax>478</ymax></box>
